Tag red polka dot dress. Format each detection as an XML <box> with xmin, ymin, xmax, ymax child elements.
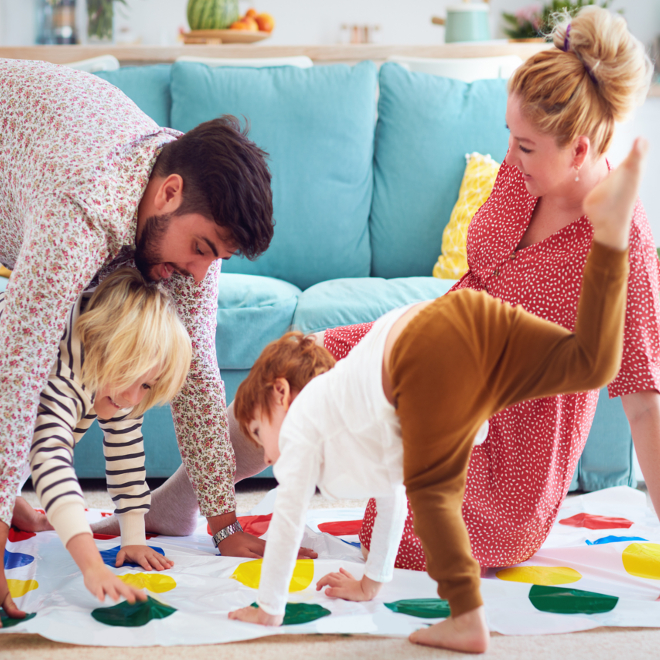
<box><xmin>325</xmin><ymin>159</ymin><xmax>660</xmax><ymax>569</ymax></box>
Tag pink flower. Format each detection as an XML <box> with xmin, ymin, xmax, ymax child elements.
<box><xmin>515</xmin><ymin>3</ymin><xmax>542</xmax><ymax>25</ymax></box>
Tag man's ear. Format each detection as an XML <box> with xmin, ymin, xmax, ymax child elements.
<box><xmin>272</xmin><ymin>378</ymin><xmax>292</xmax><ymax>412</ymax></box>
<box><xmin>154</xmin><ymin>174</ymin><xmax>184</xmax><ymax>212</ymax></box>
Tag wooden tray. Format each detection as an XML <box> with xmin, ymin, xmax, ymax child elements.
<box><xmin>183</xmin><ymin>29</ymin><xmax>271</xmax><ymax>45</ymax></box>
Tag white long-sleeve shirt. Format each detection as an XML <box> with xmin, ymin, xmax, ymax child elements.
<box><xmin>13</xmin><ymin>289</ymin><xmax>150</xmax><ymax>548</ymax></box>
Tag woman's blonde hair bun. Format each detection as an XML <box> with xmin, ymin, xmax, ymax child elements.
<box><xmin>510</xmin><ymin>5</ymin><xmax>653</xmax><ymax>156</ymax></box>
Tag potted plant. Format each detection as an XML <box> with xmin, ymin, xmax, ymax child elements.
<box><xmin>502</xmin><ymin>0</ymin><xmax>614</xmax><ymax>41</ymax></box>
<box><xmin>87</xmin><ymin>0</ymin><xmax>127</xmax><ymax>43</ymax></box>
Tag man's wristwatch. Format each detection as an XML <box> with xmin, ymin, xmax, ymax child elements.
<box><xmin>211</xmin><ymin>521</ymin><xmax>243</xmax><ymax>548</ymax></box>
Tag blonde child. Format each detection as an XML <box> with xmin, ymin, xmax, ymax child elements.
<box><xmin>228</xmin><ymin>140</ymin><xmax>647</xmax><ymax>653</ymax></box>
<box><xmin>3</xmin><ymin>268</ymin><xmax>191</xmax><ymax>621</ymax></box>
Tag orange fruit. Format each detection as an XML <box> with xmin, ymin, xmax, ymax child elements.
<box><xmin>245</xmin><ymin>8</ymin><xmax>258</xmax><ymax>18</ymax></box>
<box><xmin>230</xmin><ymin>20</ymin><xmax>248</xmax><ymax>30</ymax></box>
<box><xmin>255</xmin><ymin>13</ymin><xmax>275</xmax><ymax>32</ymax></box>
<box><xmin>243</xmin><ymin>16</ymin><xmax>259</xmax><ymax>31</ymax></box>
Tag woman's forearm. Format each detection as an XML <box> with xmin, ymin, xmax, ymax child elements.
<box><xmin>622</xmin><ymin>390</ymin><xmax>660</xmax><ymax>516</ymax></box>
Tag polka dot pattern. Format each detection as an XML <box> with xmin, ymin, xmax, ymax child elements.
<box><xmin>326</xmin><ymin>158</ymin><xmax>660</xmax><ymax>570</ymax></box>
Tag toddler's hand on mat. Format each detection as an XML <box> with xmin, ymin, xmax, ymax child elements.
<box><xmin>228</xmin><ymin>604</ymin><xmax>283</xmax><ymax>626</ymax></box>
<box><xmin>83</xmin><ymin>563</ymin><xmax>147</xmax><ymax>604</ymax></box>
<box><xmin>315</xmin><ymin>567</ymin><xmax>381</xmax><ymax>601</ymax></box>
<box><xmin>116</xmin><ymin>545</ymin><xmax>174</xmax><ymax>571</ymax></box>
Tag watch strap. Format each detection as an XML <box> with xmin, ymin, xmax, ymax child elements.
<box><xmin>212</xmin><ymin>520</ymin><xmax>243</xmax><ymax>548</ymax></box>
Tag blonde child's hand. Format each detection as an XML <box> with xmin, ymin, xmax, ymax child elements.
<box><xmin>116</xmin><ymin>545</ymin><xmax>174</xmax><ymax>571</ymax></box>
<box><xmin>315</xmin><ymin>567</ymin><xmax>381</xmax><ymax>601</ymax></box>
<box><xmin>83</xmin><ymin>562</ymin><xmax>147</xmax><ymax>604</ymax></box>
<box><xmin>228</xmin><ymin>604</ymin><xmax>283</xmax><ymax>626</ymax></box>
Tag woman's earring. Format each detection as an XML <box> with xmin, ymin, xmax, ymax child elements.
<box><xmin>575</xmin><ymin>166</ymin><xmax>580</xmax><ymax>182</ymax></box>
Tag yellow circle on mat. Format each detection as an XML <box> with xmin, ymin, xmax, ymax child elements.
<box><xmin>7</xmin><ymin>579</ymin><xmax>39</xmax><ymax>598</ymax></box>
<box><xmin>118</xmin><ymin>573</ymin><xmax>177</xmax><ymax>593</ymax></box>
<box><xmin>232</xmin><ymin>559</ymin><xmax>314</xmax><ymax>592</ymax></box>
<box><xmin>622</xmin><ymin>543</ymin><xmax>660</xmax><ymax>580</ymax></box>
<box><xmin>496</xmin><ymin>566</ymin><xmax>582</xmax><ymax>585</ymax></box>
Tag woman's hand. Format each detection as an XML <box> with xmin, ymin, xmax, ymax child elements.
<box><xmin>315</xmin><ymin>567</ymin><xmax>381</xmax><ymax>601</ymax></box>
<box><xmin>228</xmin><ymin>605</ymin><xmax>283</xmax><ymax>626</ymax></box>
<box><xmin>82</xmin><ymin>562</ymin><xmax>147</xmax><ymax>604</ymax></box>
<box><xmin>116</xmin><ymin>545</ymin><xmax>173</xmax><ymax>571</ymax></box>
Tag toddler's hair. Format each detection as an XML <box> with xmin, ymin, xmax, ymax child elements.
<box><xmin>75</xmin><ymin>267</ymin><xmax>192</xmax><ymax>418</ymax></box>
<box><xmin>509</xmin><ymin>5</ymin><xmax>652</xmax><ymax>156</ymax></box>
<box><xmin>234</xmin><ymin>331</ymin><xmax>336</xmax><ymax>441</ymax></box>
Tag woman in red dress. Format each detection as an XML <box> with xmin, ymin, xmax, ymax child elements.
<box><xmin>323</xmin><ymin>6</ymin><xmax>658</xmax><ymax>570</ymax></box>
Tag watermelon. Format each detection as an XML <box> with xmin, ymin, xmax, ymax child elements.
<box><xmin>187</xmin><ymin>0</ymin><xmax>240</xmax><ymax>30</ymax></box>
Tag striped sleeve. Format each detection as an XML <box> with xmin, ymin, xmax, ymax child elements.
<box><xmin>99</xmin><ymin>414</ymin><xmax>150</xmax><ymax>547</ymax></box>
<box><xmin>29</xmin><ymin>316</ymin><xmax>92</xmax><ymax>547</ymax></box>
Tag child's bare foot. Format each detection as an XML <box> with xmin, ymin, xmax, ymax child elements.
<box><xmin>585</xmin><ymin>137</ymin><xmax>648</xmax><ymax>251</ymax></box>
<box><xmin>11</xmin><ymin>496</ymin><xmax>53</xmax><ymax>532</ymax></box>
<box><xmin>409</xmin><ymin>605</ymin><xmax>489</xmax><ymax>654</ymax></box>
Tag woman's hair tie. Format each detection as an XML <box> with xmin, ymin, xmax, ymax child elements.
<box><xmin>561</xmin><ymin>22</ymin><xmax>598</xmax><ymax>86</ymax></box>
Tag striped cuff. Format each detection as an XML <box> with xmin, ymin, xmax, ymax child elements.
<box><xmin>48</xmin><ymin>501</ymin><xmax>92</xmax><ymax>548</ymax></box>
<box><xmin>119</xmin><ymin>511</ymin><xmax>146</xmax><ymax>547</ymax></box>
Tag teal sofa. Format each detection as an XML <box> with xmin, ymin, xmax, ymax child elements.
<box><xmin>6</xmin><ymin>59</ymin><xmax>635</xmax><ymax>491</ymax></box>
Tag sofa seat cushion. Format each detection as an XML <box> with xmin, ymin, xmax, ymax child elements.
<box><xmin>170</xmin><ymin>61</ymin><xmax>377</xmax><ymax>290</ymax></box>
<box><xmin>216</xmin><ymin>273</ymin><xmax>301</xmax><ymax>370</ymax></box>
<box><xmin>292</xmin><ymin>276</ymin><xmax>457</xmax><ymax>334</ymax></box>
<box><xmin>370</xmin><ymin>63</ymin><xmax>510</xmax><ymax>279</ymax></box>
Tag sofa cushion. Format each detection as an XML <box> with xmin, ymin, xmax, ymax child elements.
<box><xmin>370</xmin><ymin>63</ymin><xmax>510</xmax><ymax>279</ymax></box>
<box><xmin>170</xmin><ymin>61</ymin><xmax>377</xmax><ymax>290</ymax></box>
<box><xmin>292</xmin><ymin>276</ymin><xmax>457</xmax><ymax>334</ymax></box>
<box><xmin>95</xmin><ymin>64</ymin><xmax>172</xmax><ymax>128</ymax></box>
<box><xmin>216</xmin><ymin>273</ymin><xmax>301</xmax><ymax>370</ymax></box>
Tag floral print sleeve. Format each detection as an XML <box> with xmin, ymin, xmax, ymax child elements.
<box><xmin>165</xmin><ymin>260</ymin><xmax>236</xmax><ymax>516</ymax></box>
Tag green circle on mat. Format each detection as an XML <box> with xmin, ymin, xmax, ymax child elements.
<box><xmin>384</xmin><ymin>598</ymin><xmax>451</xmax><ymax>619</ymax></box>
<box><xmin>250</xmin><ymin>602</ymin><xmax>331</xmax><ymax>625</ymax></box>
<box><xmin>91</xmin><ymin>596</ymin><xmax>176</xmax><ymax>627</ymax></box>
<box><xmin>529</xmin><ymin>585</ymin><xmax>618</xmax><ymax>615</ymax></box>
<box><xmin>0</xmin><ymin>611</ymin><xmax>36</xmax><ymax>628</ymax></box>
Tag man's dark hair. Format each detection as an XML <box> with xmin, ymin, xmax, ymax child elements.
<box><xmin>153</xmin><ymin>115</ymin><xmax>274</xmax><ymax>260</ymax></box>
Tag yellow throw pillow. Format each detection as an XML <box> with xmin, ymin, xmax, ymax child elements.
<box><xmin>0</xmin><ymin>266</ymin><xmax>11</xmax><ymax>279</ymax></box>
<box><xmin>433</xmin><ymin>152</ymin><xmax>500</xmax><ymax>280</ymax></box>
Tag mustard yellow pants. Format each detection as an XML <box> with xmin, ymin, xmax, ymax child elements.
<box><xmin>390</xmin><ymin>241</ymin><xmax>629</xmax><ymax>617</ymax></box>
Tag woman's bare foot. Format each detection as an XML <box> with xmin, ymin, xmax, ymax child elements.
<box><xmin>585</xmin><ymin>137</ymin><xmax>648</xmax><ymax>251</ymax></box>
<box><xmin>409</xmin><ymin>605</ymin><xmax>489</xmax><ymax>654</ymax></box>
<box><xmin>11</xmin><ymin>496</ymin><xmax>53</xmax><ymax>532</ymax></box>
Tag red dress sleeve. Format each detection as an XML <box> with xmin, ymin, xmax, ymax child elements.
<box><xmin>608</xmin><ymin>200</ymin><xmax>660</xmax><ymax>397</ymax></box>
<box><xmin>323</xmin><ymin>322</ymin><xmax>375</xmax><ymax>360</ymax></box>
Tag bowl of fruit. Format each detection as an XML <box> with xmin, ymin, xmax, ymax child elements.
<box><xmin>185</xmin><ymin>0</ymin><xmax>275</xmax><ymax>44</ymax></box>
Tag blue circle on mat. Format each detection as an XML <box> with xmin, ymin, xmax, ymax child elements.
<box><xmin>4</xmin><ymin>550</ymin><xmax>34</xmax><ymax>569</ymax></box>
<box><xmin>99</xmin><ymin>546</ymin><xmax>165</xmax><ymax>568</ymax></box>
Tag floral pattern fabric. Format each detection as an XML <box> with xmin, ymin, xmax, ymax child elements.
<box><xmin>0</xmin><ymin>59</ymin><xmax>234</xmax><ymax>526</ymax></box>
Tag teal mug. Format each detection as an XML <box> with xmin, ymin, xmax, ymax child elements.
<box><xmin>432</xmin><ymin>4</ymin><xmax>491</xmax><ymax>43</ymax></box>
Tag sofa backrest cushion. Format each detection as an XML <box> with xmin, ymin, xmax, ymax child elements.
<box><xmin>370</xmin><ymin>63</ymin><xmax>510</xmax><ymax>279</ymax></box>
<box><xmin>169</xmin><ymin>61</ymin><xmax>377</xmax><ymax>290</ymax></box>
<box><xmin>95</xmin><ymin>64</ymin><xmax>172</xmax><ymax>128</ymax></box>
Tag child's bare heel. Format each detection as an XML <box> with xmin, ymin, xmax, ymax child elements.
<box><xmin>409</xmin><ymin>605</ymin><xmax>489</xmax><ymax>654</ymax></box>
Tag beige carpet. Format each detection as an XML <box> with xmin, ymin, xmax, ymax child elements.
<box><xmin>6</xmin><ymin>480</ymin><xmax>660</xmax><ymax>659</ymax></box>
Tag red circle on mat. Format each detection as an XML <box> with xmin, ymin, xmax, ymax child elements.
<box><xmin>93</xmin><ymin>533</ymin><xmax>119</xmax><ymax>540</ymax></box>
<box><xmin>208</xmin><ymin>514</ymin><xmax>273</xmax><ymax>537</ymax></box>
<box><xmin>8</xmin><ymin>528</ymin><xmax>36</xmax><ymax>542</ymax></box>
<box><xmin>558</xmin><ymin>513</ymin><xmax>633</xmax><ymax>530</ymax></box>
<box><xmin>318</xmin><ymin>520</ymin><xmax>363</xmax><ymax>536</ymax></box>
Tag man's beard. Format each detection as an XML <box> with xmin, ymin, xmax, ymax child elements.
<box><xmin>134</xmin><ymin>212</ymin><xmax>173</xmax><ymax>282</ymax></box>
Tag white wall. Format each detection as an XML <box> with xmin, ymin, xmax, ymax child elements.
<box><xmin>1</xmin><ymin>0</ymin><xmax>658</xmax><ymax>48</ymax></box>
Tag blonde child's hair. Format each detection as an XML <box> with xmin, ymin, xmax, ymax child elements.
<box><xmin>508</xmin><ymin>5</ymin><xmax>652</xmax><ymax>156</ymax></box>
<box><xmin>234</xmin><ymin>332</ymin><xmax>336</xmax><ymax>442</ymax></box>
<box><xmin>75</xmin><ymin>268</ymin><xmax>192</xmax><ymax>418</ymax></box>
